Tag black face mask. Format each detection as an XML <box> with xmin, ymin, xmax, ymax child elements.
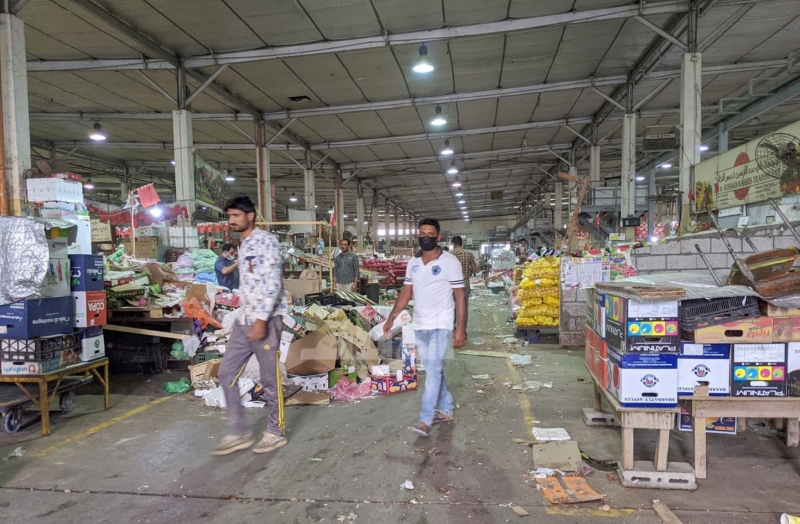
<box><xmin>418</xmin><ymin>236</ymin><xmax>438</xmax><ymax>251</ymax></box>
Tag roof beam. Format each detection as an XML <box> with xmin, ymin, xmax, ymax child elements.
<box><xmin>28</xmin><ymin>0</ymin><xmax>690</xmax><ymax>72</ymax></box>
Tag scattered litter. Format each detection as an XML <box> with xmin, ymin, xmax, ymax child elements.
<box><xmin>410</xmin><ymin>499</ymin><xmax>419</xmax><ymax>504</ymax></box>
<box><xmin>472</xmin><ymin>374</ymin><xmax>491</xmax><ymax>380</ymax></box>
<box><xmin>503</xmin><ymin>337</ymin><xmax>519</xmax><ymax>345</ymax></box>
<box><xmin>243</xmin><ymin>401</ymin><xmax>265</xmax><ymax>408</ymax></box>
<box><xmin>601</xmin><ymin>505</ymin><xmax>611</xmax><ymax>512</ymax></box>
<box><xmin>606</xmin><ymin>473</ymin><xmax>618</xmax><ymax>482</ymax></box>
<box><xmin>653</xmin><ymin>501</ymin><xmax>683</xmax><ymax>523</ymax></box>
<box><xmin>511</xmin><ymin>505</ymin><xmax>530</xmax><ymax>517</ymax></box>
<box><xmin>337</xmin><ymin>513</ymin><xmax>358</xmax><ymax>522</ymax></box>
<box><xmin>400</xmin><ymin>480</ymin><xmax>415</xmax><ymax>490</ymax></box>
<box><xmin>3</xmin><ymin>447</ymin><xmax>24</xmax><ymax>461</ymax></box>
<box><xmin>459</xmin><ymin>350</ymin><xmax>509</xmax><ymax>358</ymax></box>
<box><xmin>476</xmin><ymin>389</ymin><xmax>484</xmax><ymax>393</ymax></box>
<box><xmin>512</xmin><ymin>381</ymin><xmax>552</xmax><ymax>391</ymax></box>
<box><xmin>508</xmin><ymin>354</ymin><xmax>532</xmax><ymax>366</ymax></box>
<box><xmin>532</xmin><ymin>427</ymin><xmax>571</xmax><ymax>442</ymax></box>
<box><xmin>137</xmin><ymin>486</ymin><xmax>150</xmax><ymax>491</ymax></box>
<box><xmin>308</xmin><ymin>457</ymin><xmax>324</xmax><ymax>462</ymax></box>
<box><xmin>781</xmin><ymin>515</ymin><xmax>800</xmax><ymax>524</ymax></box>
<box><xmin>575</xmin><ymin>461</ymin><xmax>594</xmax><ymax>477</ymax></box>
<box><xmin>113</xmin><ymin>436</ymin><xmax>144</xmax><ymax>446</ymax></box>
<box><xmin>530</xmin><ymin>468</ymin><xmax>565</xmax><ymax>478</ymax></box>
<box><xmin>353</xmin><ymin>450</ymin><xmax>367</xmax><ymax>456</ymax></box>
<box><xmin>536</xmin><ymin>476</ymin><xmax>603</xmax><ymax>504</ymax></box>
<box><xmin>330</xmin><ymin>377</ymin><xmax>373</xmax><ymax>402</ymax></box>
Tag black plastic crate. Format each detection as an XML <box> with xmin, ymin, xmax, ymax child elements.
<box><xmin>304</xmin><ymin>292</ymin><xmax>355</xmax><ymax>307</ymax></box>
<box><xmin>680</xmin><ymin>296</ymin><xmax>760</xmax><ymax>331</ymax></box>
<box><xmin>0</xmin><ymin>332</ymin><xmax>81</xmax><ymax>361</ymax></box>
<box><xmin>377</xmin><ymin>338</ymin><xmax>402</xmax><ymax>361</ymax></box>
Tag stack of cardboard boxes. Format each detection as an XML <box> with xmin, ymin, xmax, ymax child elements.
<box><xmin>584</xmin><ymin>290</ymin><xmax>800</xmax><ymax>431</ymax></box>
<box><xmin>69</xmin><ymin>254</ymin><xmax>107</xmax><ymax>362</ymax></box>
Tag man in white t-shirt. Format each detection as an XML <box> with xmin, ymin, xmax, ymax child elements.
<box><xmin>384</xmin><ymin>217</ymin><xmax>467</xmax><ymax>438</ymax></box>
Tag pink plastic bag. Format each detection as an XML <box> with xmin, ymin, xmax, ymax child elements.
<box><xmin>330</xmin><ymin>377</ymin><xmax>372</xmax><ymax>402</ymax></box>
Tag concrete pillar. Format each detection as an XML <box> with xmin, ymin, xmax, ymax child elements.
<box><xmin>589</xmin><ymin>145</ymin><xmax>601</xmax><ymax>184</ymax></box>
<box><xmin>256</xmin><ymin>123</ymin><xmax>272</xmax><ymax>221</ymax></box>
<box><xmin>356</xmin><ymin>195</ymin><xmax>365</xmax><ymax>252</ymax></box>
<box><xmin>172</xmin><ymin>109</ymin><xmax>195</xmax><ymax>217</ymax></box>
<box><xmin>679</xmin><ymin>52</ymin><xmax>702</xmax><ymax>233</ymax></box>
<box><xmin>371</xmin><ymin>192</ymin><xmax>379</xmax><ymax>252</ymax></box>
<box><xmin>554</xmin><ymin>184</ymin><xmax>563</xmax><ymax>231</ymax></box>
<box><xmin>383</xmin><ymin>209</ymin><xmax>390</xmax><ymax>246</ymax></box>
<box><xmin>0</xmin><ymin>14</ymin><xmax>30</xmax><ymax>216</ymax></box>
<box><xmin>303</xmin><ymin>169</ymin><xmax>315</xmax><ymax>211</ymax></box>
<box><xmin>648</xmin><ymin>166</ymin><xmax>656</xmax><ymax>241</ymax></box>
<box><xmin>393</xmin><ymin>206</ymin><xmax>399</xmax><ymax>247</ymax></box>
<box><xmin>718</xmin><ymin>123</ymin><xmax>728</xmax><ymax>153</ymax></box>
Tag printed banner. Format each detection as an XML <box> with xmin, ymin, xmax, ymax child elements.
<box><xmin>194</xmin><ymin>156</ymin><xmax>226</xmax><ymax>210</ymax></box>
<box><xmin>693</xmin><ymin>121</ymin><xmax>800</xmax><ymax>213</ymax></box>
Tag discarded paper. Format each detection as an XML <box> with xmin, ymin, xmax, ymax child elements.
<box><xmin>512</xmin><ymin>381</ymin><xmax>552</xmax><ymax>391</ymax></box>
<box><xmin>400</xmin><ymin>480</ymin><xmax>415</xmax><ymax>490</ymax></box>
<box><xmin>532</xmin><ymin>427</ymin><xmax>571</xmax><ymax>442</ymax></box>
<box><xmin>536</xmin><ymin>476</ymin><xmax>603</xmax><ymax>505</ymax></box>
<box><xmin>508</xmin><ymin>354</ymin><xmax>532</xmax><ymax>366</ymax></box>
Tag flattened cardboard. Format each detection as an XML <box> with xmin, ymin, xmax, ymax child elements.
<box><xmin>531</xmin><ymin>441</ymin><xmax>582</xmax><ymax>471</ymax></box>
<box><xmin>285</xmin><ymin>391</ymin><xmax>330</xmax><ymax>406</ymax></box>
<box><xmin>688</xmin><ymin>317</ymin><xmax>773</xmax><ymax>344</ymax></box>
<box><xmin>285</xmin><ymin>331</ymin><xmax>337</xmax><ymax>376</ymax></box>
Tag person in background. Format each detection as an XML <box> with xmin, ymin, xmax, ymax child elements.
<box><xmin>334</xmin><ymin>238</ymin><xmax>360</xmax><ymax>292</ymax></box>
<box><xmin>215</xmin><ymin>243</ymin><xmax>239</xmax><ymax>289</ymax></box>
<box><xmin>450</xmin><ymin>235</ymin><xmax>479</xmax><ymax>329</ymax></box>
<box><xmin>310</xmin><ymin>232</ymin><xmax>325</xmax><ymax>256</ymax></box>
<box><xmin>383</xmin><ymin>218</ymin><xmax>467</xmax><ymax>438</ymax></box>
<box><xmin>214</xmin><ymin>196</ymin><xmax>289</xmax><ymax>456</ymax></box>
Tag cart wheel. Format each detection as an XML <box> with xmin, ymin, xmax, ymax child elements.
<box><xmin>2</xmin><ymin>408</ymin><xmax>23</xmax><ymax>434</ymax></box>
<box><xmin>60</xmin><ymin>391</ymin><xmax>76</xmax><ymax>413</ymax></box>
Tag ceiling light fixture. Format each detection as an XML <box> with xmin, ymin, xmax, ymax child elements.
<box><xmin>170</xmin><ymin>160</ymin><xmax>176</xmax><ymax>166</ymax></box>
<box><xmin>328</xmin><ymin>209</ymin><xmax>334</xmax><ymax>214</ymax></box>
<box><xmin>635</xmin><ymin>175</ymin><xmax>645</xmax><ymax>181</ymax></box>
<box><xmin>225</xmin><ymin>170</ymin><xmax>235</xmax><ymax>182</ymax></box>
<box><xmin>89</xmin><ymin>122</ymin><xmax>106</xmax><ymax>141</ymax></box>
<box><xmin>460</xmin><ymin>206</ymin><xmax>467</xmax><ymax>210</ymax></box>
<box><xmin>699</xmin><ymin>145</ymin><xmax>709</xmax><ymax>152</ymax></box>
<box><xmin>660</xmin><ymin>163</ymin><xmax>672</xmax><ymax>169</ymax></box>
<box><xmin>83</xmin><ymin>179</ymin><xmax>94</xmax><ymax>190</ymax></box>
<box><xmin>289</xmin><ymin>192</ymin><xmax>298</xmax><ymax>202</ymax></box>
<box><xmin>452</xmin><ymin>177</ymin><xmax>461</xmax><ymax>188</ymax></box>
<box><xmin>447</xmin><ymin>161</ymin><xmax>458</xmax><ymax>174</ymax></box>
<box><xmin>149</xmin><ymin>206</ymin><xmax>162</xmax><ymax>218</ymax></box>
<box><xmin>441</xmin><ymin>139</ymin><xmax>453</xmax><ymax>155</ymax></box>
<box><xmin>412</xmin><ymin>44</ymin><xmax>434</xmax><ymax>74</ymax></box>
<box><xmin>343</xmin><ymin>214</ymin><xmax>348</xmax><ymax>218</ymax></box>
<box><xmin>431</xmin><ymin>105</ymin><xmax>446</xmax><ymax>126</ymax></box>
<box><xmin>455</xmin><ymin>192</ymin><xmax>463</xmax><ymax>197</ymax></box>
<box><xmin>458</xmin><ymin>200</ymin><xmax>465</xmax><ymax>204</ymax></box>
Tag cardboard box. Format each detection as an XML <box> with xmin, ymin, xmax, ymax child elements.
<box><xmin>677</xmin><ymin>343</ymin><xmax>731</xmax><ymax>396</ymax></box>
<box><xmin>1</xmin><ymin>346</ymin><xmax>79</xmax><ymax>375</ymax></box>
<box><xmin>287</xmin><ymin>373</ymin><xmax>329</xmax><ymax>392</ymax></box>
<box><xmin>40</xmin><ymin>258</ymin><xmax>71</xmax><ymax>298</ymax></box>
<box><xmin>370</xmin><ymin>310</ymin><xmax>412</xmax><ymax>342</ymax></box>
<box><xmin>758</xmin><ymin>300</ymin><xmax>800</xmax><ymax>318</ymax></box>
<box><xmin>788</xmin><ymin>343</ymin><xmax>800</xmax><ymax>397</ymax></box>
<box><xmin>585</xmin><ymin>326</ymin><xmax>607</xmax><ymax>388</ymax></box>
<box><xmin>40</xmin><ymin>208</ymin><xmax>78</xmax><ymax>220</ymax></box>
<box><xmin>329</xmin><ymin>366</ymin><xmax>357</xmax><ymax>388</ymax></box>
<box><xmin>91</xmin><ymin>220</ymin><xmax>113</xmax><ymax>243</ymax></box>
<box><xmin>26</xmin><ymin>178</ymin><xmax>83</xmax><ymax>203</ymax></box>
<box><xmin>279</xmin><ymin>331</ymin><xmax>295</xmax><ymax>356</ymax></box>
<box><xmin>677</xmin><ymin>409</ymin><xmax>737</xmax><ymax>434</ymax></box>
<box><xmin>606</xmin><ymin>348</ymin><xmax>678</xmax><ymax>408</ymax></box>
<box><xmin>605</xmin><ymin>295</ymin><xmax>679</xmax><ymax>353</ymax></box>
<box><xmin>72</xmin><ymin>290</ymin><xmax>107</xmax><ymax>328</ymax></box>
<box><xmin>283</xmin><ymin>278</ymin><xmax>322</xmax><ymax>300</ymax></box>
<box><xmin>0</xmin><ymin>297</ymin><xmax>74</xmax><ymax>339</ymax></box>
<box><xmin>586</xmin><ymin>289</ymin><xmax>606</xmax><ymax>338</ymax></box>
<box><xmin>80</xmin><ymin>326</ymin><xmax>105</xmax><ymax>362</ymax></box>
<box><xmin>135</xmin><ymin>226</ymin><xmax>158</xmax><ymax>238</ymax></box>
<box><xmin>48</xmin><ymin>237</ymin><xmax>70</xmax><ymax>259</ymax></box>
<box><xmin>372</xmin><ymin>373</ymin><xmax>418</xmax><ymax>394</ymax></box>
<box><xmin>731</xmin><ymin>343</ymin><xmax>787</xmax><ymax>397</ymax></box>
<box><xmin>772</xmin><ymin>317</ymin><xmax>800</xmax><ymax>342</ymax></box>
<box><xmin>284</xmin><ymin>331</ymin><xmax>337</xmax><ymax>376</ymax></box>
<box><xmin>687</xmin><ymin>317</ymin><xmax>773</xmax><ymax>344</ymax></box>
<box><xmin>69</xmin><ymin>255</ymin><xmax>105</xmax><ymax>291</ymax></box>
<box><xmin>123</xmin><ymin>238</ymin><xmax>159</xmax><ymax>259</ymax></box>
<box><xmin>66</xmin><ymin>219</ymin><xmax>92</xmax><ymax>255</ymax></box>
<box><xmin>189</xmin><ymin>359</ymin><xmax>221</xmax><ymax>387</ymax></box>
<box><xmin>371</xmin><ymin>364</ymin><xmax>391</xmax><ymax>377</ymax></box>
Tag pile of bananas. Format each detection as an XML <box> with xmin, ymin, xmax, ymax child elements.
<box><xmin>517</xmin><ymin>256</ymin><xmax>560</xmax><ymax>327</ymax></box>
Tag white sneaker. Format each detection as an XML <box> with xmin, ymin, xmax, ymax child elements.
<box><xmin>253</xmin><ymin>432</ymin><xmax>287</xmax><ymax>454</ymax></box>
<box><xmin>213</xmin><ymin>434</ymin><xmax>255</xmax><ymax>456</ymax></box>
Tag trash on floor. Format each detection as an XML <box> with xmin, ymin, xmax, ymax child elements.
<box><xmin>531</xmin><ymin>441</ymin><xmax>582</xmax><ymax>471</ymax></box>
<box><xmin>532</xmin><ymin>427</ymin><xmax>571</xmax><ymax>442</ymax></box>
<box><xmin>2</xmin><ymin>447</ymin><xmax>24</xmax><ymax>461</ymax></box>
<box><xmin>459</xmin><ymin>350</ymin><xmax>510</xmax><ymax>358</ymax></box>
<box><xmin>535</xmin><ymin>476</ymin><xmax>603</xmax><ymax>504</ymax></box>
<box><xmin>508</xmin><ymin>353</ymin><xmax>533</xmax><ymax>366</ymax></box>
<box><xmin>511</xmin><ymin>505</ymin><xmax>530</xmax><ymax>517</ymax></box>
<box><xmin>285</xmin><ymin>391</ymin><xmax>330</xmax><ymax>406</ymax></box>
<box><xmin>330</xmin><ymin>377</ymin><xmax>373</xmax><ymax>402</ymax></box>
<box><xmin>336</xmin><ymin>513</ymin><xmax>358</xmax><ymax>522</ymax></box>
<box><xmin>511</xmin><ymin>380</ymin><xmax>552</xmax><ymax>391</ymax></box>
<box><xmin>781</xmin><ymin>514</ymin><xmax>800</xmax><ymax>524</ymax></box>
<box><xmin>164</xmin><ymin>377</ymin><xmax>192</xmax><ymax>394</ymax></box>
<box><xmin>400</xmin><ymin>480</ymin><xmax>415</xmax><ymax>490</ymax></box>
<box><xmin>472</xmin><ymin>374</ymin><xmax>491</xmax><ymax>380</ymax></box>
<box><xmin>531</xmin><ymin>467</ymin><xmax>566</xmax><ymax>478</ymax></box>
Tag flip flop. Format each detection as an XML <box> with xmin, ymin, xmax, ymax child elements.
<box><xmin>411</xmin><ymin>422</ymin><xmax>430</xmax><ymax>438</ymax></box>
<box><xmin>432</xmin><ymin>412</ymin><xmax>454</xmax><ymax>425</ymax></box>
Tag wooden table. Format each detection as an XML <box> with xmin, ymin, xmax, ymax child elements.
<box><xmin>0</xmin><ymin>359</ymin><xmax>109</xmax><ymax>436</ymax></box>
<box><xmin>678</xmin><ymin>396</ymin><xmax>800</xmax><ymax>479</ymax></box>
<box><xmin>587</xmin><ymin>365</ymin><xmax>680</xmax><ymax>471</ymax></box>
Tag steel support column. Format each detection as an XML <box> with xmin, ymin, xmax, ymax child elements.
<box><xmin>678</xmin><ymin>54</ymin><xmax>702</xmax><ymax>233</ymax></box>
<box><xmin>589</xmin><ymin>145</ymin><xmax>600</xmax><ymax>184</ymax></box>
<box><xmin>621</xmin><ymin>112</ymin><xmax>637</xmax><ymax>221</ymax></box>
<box><xmin>256</xmin><ymin>123</ymin><xmax>272</xmax><ymax>221</ymax></box>
<box><xmin>371</xmin><ymin>191</ymin><xmax>380</xmax><ymax>252</ymax></box>
<box><xmin>334</xmin><ymin>170</ymin><xmax>344</xmax><ymax>240</ymax></box>
<box><xmin>648</xmin><ymin>167</ymin><xmax>656</xmax><ymax>241</ymax></box>
<box><xmin>383</xmin><ymin>208</ymin><xmax>390</xmax><ymax>247</ymax></box>
<box><xmin>554</xmin><ymin>184</ymin><xmax>563</xmax><ymax>231</ymax></box>
<box><xmin>0</xmin><ymin>13</ymin><xmax>29</xmax><ymax>216</ymax></box>
<box><xmin>393</xmin><ymin>206</ymin><xmax>399</xmax><ymax>247</ymax></box>
<box><xmin>718</xmin><ymin>123</ymin><xmax>728</xmax><ymax>153</ymax></box>
<box><xmin>356</xmin><ymin>183</ymin><xmax>365</xmax><ymax>251</ymax></box>
<box><xmin>303</xmin><ymin>169</ymin><xmax>315</xmax><ymax>211</ymax></box>
<box><xmin>172</xmin><ymin>109</ymin><xmax>195</xmax><ymax>217</ymax></box>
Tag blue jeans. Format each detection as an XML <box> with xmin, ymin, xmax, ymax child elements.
<box><xmin>415</xmin><ymin>329</ymin><xmax>454</xmax><ymax>426</ymax></box>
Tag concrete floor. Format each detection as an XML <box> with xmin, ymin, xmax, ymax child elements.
<box><xmin>1</xmin><ymin>293</ymin><xmax>799</xmax><ymax>523</ymax></box>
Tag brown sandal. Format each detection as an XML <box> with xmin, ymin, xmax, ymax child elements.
<box><xmin>411</xmin><ymin>422</ymin><xmax>430</xmax><ymax>437</ymax></box>
<box><xmin>432</xmin><ymin>412</ymin><xmax>454</xmax><ymax>425</ymax></box>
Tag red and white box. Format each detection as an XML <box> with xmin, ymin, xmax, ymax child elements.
<box><xmin>72</xmin><ymin>290</ymin><xmax>107</xmax><ymax>328</ymax></box>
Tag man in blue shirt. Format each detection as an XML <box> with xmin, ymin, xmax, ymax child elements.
<box><xmin>215</xmin><ymin>243</ymin><xmax>240</xmax><ymax>289</ymax></box>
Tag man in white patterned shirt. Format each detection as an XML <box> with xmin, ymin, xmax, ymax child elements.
<box><xmin>214</xmin><ymin>196</ymin><xmax>289</xmax><ymax>456</ymax></box>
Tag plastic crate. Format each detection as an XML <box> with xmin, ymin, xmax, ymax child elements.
<box><xmin>194</xmin><ymin>351</ymin><xmax>222</xmax><ymax>363</ymax></box>
<box><xmin>0</xmin><ymin>332</ymin><xmax>81</xmax><ymax>361</ymax></box>
<box><xmin>679</xmin><ymin>296</ymin><xmax>760</xmax><ymax>331</ymax></box>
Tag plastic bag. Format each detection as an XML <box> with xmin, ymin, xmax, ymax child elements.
<box><xmin>330</xmin><ymin>377</ymin><xmax>372</xmax><ymax>402</ymax></box>
<box><xmin>170</xmin><ymin>341</ymin><xmax>190</xmax><ymax>360</ymax></box>
<box><xmin>183</xmin><ymin>297</ymin><xmax>223</xmax><ymax>330</ymax></box>
<box><xmin>182</xmin><ymin>335</ymin><xmax>201</xmax><ymax>358</ymax></box>
<box><xmin>164</xmin><ymin>377</ymin><xmax>192</xmax><ymax>394</ymax></box>
<box><xmin>508</xmin><ymin>354</ymin><xmax>532</xmax><ymax>366</ymax></box>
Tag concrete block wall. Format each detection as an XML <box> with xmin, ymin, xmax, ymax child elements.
<box><xmin>557</xmin><ymin>226</ymin><xmax>800</xmax><ymax>347</ymax></box>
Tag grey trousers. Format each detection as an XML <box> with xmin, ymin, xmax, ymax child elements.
<box><xmin>218</xmin><ymin>315</ymin><xmax>284</xmax><ymax>437</ymax></box>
